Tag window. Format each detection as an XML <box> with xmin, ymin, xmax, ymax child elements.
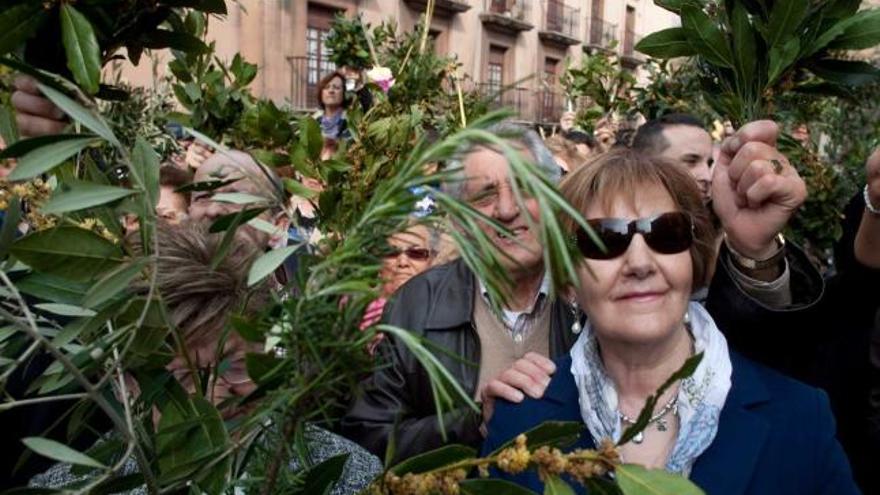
<box><xmin>487</xmin><ymin>45</ymin><xmax>506</xmax><ymax>97</ymax></box>
<box><xmin>307</xmin><ymin>27</ymin><xmax>335</xmax><ymax>86</ymax></box>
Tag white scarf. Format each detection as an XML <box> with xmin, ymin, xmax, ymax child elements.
<box><xmin>570</xmin><ymin>302</ymin><xmax>732</xmax><ymax>476</ymax></box>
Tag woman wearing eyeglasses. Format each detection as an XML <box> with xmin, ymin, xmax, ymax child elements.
<box><xmin>482</xmin><ymin>149</ymin><xmax>859</xmax><ymax>494</ymax></box>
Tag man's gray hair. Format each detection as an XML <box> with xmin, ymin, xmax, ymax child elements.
<box><xmin>441</xmin><ymin>122</ymin><xmax>562</xmax><ymax>200</ymax></box>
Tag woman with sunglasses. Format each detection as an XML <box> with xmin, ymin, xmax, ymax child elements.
<box><xmin>482</xmin><ymin>149</ymin><xmax>859</xmax><ymax>494</ymax></box>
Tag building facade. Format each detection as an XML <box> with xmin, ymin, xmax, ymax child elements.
<box><xmin>121</xmin><ymin>1</ymin><xmax>680</xmax><ymax>125</ymax></box>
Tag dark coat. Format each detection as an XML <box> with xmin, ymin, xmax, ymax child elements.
<box><xmin>339</xmin><ymin>259</ymin><xmax>580</xmax><ymax>463</ymax></box>
<box><xmin>482</xmin><ymin>353</ymin><xmax>861</xmax><ymax>495</ymax></box>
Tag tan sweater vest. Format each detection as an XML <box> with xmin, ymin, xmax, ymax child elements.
<box><xmin>472</xmin><ymin>290</ymin><xmax>552</xmax><ymax>400</ymax></box>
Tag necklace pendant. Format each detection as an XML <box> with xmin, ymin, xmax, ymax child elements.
<box><xmin>632</xmin><ymin>431</ymin><xmax>644</xmax><ymax>444</ymax></box>
<box><xmin>656</xmin><ymin>419</ymin><xmax>668</xmax><ymax>432</ymax></box>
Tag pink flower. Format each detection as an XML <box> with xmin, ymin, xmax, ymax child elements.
<box><xmin>367</xmin><ymin>66</ymin><xmax>395</xmax><ymax>93</ymax></box>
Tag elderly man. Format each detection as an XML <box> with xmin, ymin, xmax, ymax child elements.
<box><xmin>341</xmin><ymin>120</ymin><xmax>819</xmax><ymax>462</ymax></box>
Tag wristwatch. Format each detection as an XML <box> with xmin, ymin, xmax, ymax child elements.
<box><xmin>724</xmin><ymin>233</ymin><xmax>786</xmax><ymax>271</ymax></box>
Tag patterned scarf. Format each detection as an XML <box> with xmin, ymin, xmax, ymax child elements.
<box><xmin>570</xmin><ymin>302</ymin><xmax>732</xmax><ymax>476</ymax></box>
<box><xmin>320</xmin><ymin>111</ymin><xmax>344</xmax><ymax>139</ymax></box>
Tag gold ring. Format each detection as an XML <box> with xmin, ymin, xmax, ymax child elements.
<box><xmin>770</xmin><ymin>158</ymin><xmax>784</xmax><ymax>175</ymax></box>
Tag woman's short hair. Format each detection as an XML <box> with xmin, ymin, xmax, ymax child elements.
<box><xmin>559</xmin><ymin>148</ymin><xmax>716</xmax><ymax>290</ymax></box>
<box><xmin>315</xmin><ymin>71</ymin><xmax>349</xmax><ymax>110</ymax></box>
<box><xmin>159</xmin><ymin>165</ymin><xmax>193</xmax><ymax>203</ymax></box>
<box><xmin>152</xmin><ymin>221</ymin><xmax>269</xmax><ymax>348</ymax></box>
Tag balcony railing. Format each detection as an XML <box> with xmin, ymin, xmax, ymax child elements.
<box><xmin>475</xmin><ymin>84</ymin><xmax>565</xmax><ymax>124</ymax></box>
<box><xmin>537</xmin><ymin>89</ymin><xmax>564</xmax><ymax>124</ymax></box>
<box><xmin>477</xmin><ymin>83</ymin><xmax>530</xmax><ymax>116</ymax></box>
<box><xmin>484</xmin><ymin>0</ymin><xmax>530</xmax><ymax>22</ymax></box>
<box><xmin>587</xmin><ymin>18</ymin><xmax>618</xmax><ymax>48</ymax></box>
<box><xmin>544</xmin><ymin>0</ymin><xmax>579</xmax><ymax>39</ymax></box>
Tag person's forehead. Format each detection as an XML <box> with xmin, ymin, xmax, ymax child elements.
<box><xmin>462</xmin><ymin>145</ymin><xmax>533</xmax><ymax>183</ymax></box>
<box><xmin>661</xmin><ymin>126</ymin><xmax>712</xmax><ymax>154</ymax></box>
<box><xmin>389</xmin><ymin>227</ymin><xmax>429</xmax><ymax>247</ymax></box>
<box><xmin>585</xmin><ymin>181</ymin><xmax>677</xmax><ymax>219</ymax></box>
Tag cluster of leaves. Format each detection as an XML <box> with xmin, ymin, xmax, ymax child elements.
<box><xmin>560</xmin><ymin>46</ymin><xmax>637</xmax><ymax>133</ymax></box>
<box><xmin>630</xmin><ymin>60</ymin><xmax>720</xmax><ymax>124</ymax></box>
<box><xmin>636</xmin><ymin>0</ymin><xmax>880</xmax><ymax>126</ymax></box>
<box><xmin>0</xmin><ymin>0</ymin><xmax>223</xmax><ymax>98</ymax></box>
<box><xmin>0</xmin><ymin>4</ymin><xmax>712</xmax><ymax>495</ymax></box>
<box><xmin>98</xmin><ymin>78</ymin><xmax>181</xmax><ymax>160</ymax></box>
<box><xmin>325</xmin><ymin>14</ymin><xmax>378</xmax><ymax>70</ymax></box>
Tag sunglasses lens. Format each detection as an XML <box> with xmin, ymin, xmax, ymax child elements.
<box><xmin>643</xmin><ymin>212</ymin><xmax>693</xmax><ymax>254</ymax></box>
<box><xmin>405</xmin><ymin>248</ymin><xmax>431</xmax><ymax>260</ymax></box>
<box><xmin>577</xmin><ymin>219</ymin><xmax>632</xmax><ymax>260</ymax></box>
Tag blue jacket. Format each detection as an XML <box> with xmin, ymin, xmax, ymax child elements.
<box><xmin>482</xmin><ymin>353</ymin><xmax>861</xmax><ymax>495</ymax></box>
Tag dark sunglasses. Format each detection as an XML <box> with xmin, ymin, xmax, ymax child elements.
<box><xmin>575</xmin><ymin>212</ymin><xmax>694</xmax><ymax>260</ymax></box>
<box><xmin>383</xmin><ymin>247</ymin><xmax>431</xmax><ymax>261</ymax></box>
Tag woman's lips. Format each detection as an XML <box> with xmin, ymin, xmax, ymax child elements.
<box><xmin>614</xmin><ymin>290</ymin><xmax>667</xmax><ymax>303</ymax></box>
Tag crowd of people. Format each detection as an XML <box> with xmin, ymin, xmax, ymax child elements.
<box><xmin>2</xmin><ymin>70</ymin><xmax>879</xmax><ymax>495</ymax></box>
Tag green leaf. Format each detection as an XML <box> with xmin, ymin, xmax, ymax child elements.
<box><xmin>16</xmin><ymin>273</ymin><xmax>89</xmax><ymax>305</ymax></box>
<box><xmin>805</xmin><ymin>16</ymin><xmax>857</xmax><ymax>57</ymax></box>
<box><xmin>0</xmin><ymin>135</ymin><xmax>93</xmax><ymax>160</ymax></box>
<box><xmin>208</xmin><ymin>207</ymin><xmax>267</xmax><ymax>233</ymax></box>
<box><xmin>823</xmin><ymin>0</ymin><xmax>861</xmax><ymax>19</ymax></box>
<box><xmin>22</xmin><ymin>437</ymin><xmax>106</xmax><ymax>470</ymax></box>
<box><xmin>544</xmin><ymin>476</ymin><xmax>577</xmax><ymax>495</ymax></box>
<box><xmin>827</xmin><ymin>9</ymin><xmax>880</xmax><ymax>51</ymax></box>
<box><xmin>248</xmin><ymin>244</ymin><xmax>300</xmax><ymax>286</ymax></box>
<box><xmin>290</xmin><ymin>453</ymin><xmax>350</xmax><ymax>495</ymax></box>
<box><xmin>616</xmin><ymin>464</ymin><xmax>705</xmax><ymax>495</ymax></box>
<box><xmin>764</xmin><ymin>0</ymin><xmax>809</xmax><ymax>47</ymax></box>
<box><xmin>211</xmin><ymin>192</ymin><xmax>271</xmax><ymax>205</ymax></box>
<box><xmin>42</xmin><ymin>182</ymin><xmax>136</xmax><ymax>215</ymax></box>
<box><xmin>11</xmin><ymin>226</ymin><xmax>123</xmax><ymax>282</ymax></box>
<box><xmin>390</xmin><ymin>444</ymin><xmax>476</xmax><ymax>475</ymax></box>
<box><xmin>731</xmin><ymin>3</ymin><xmax>757</xmax><ymax>85</ymax></box>
<box><xmin>33</xmin><ymin>303</ymin><xmax>97</xmax><ymax>317</ymax></box>
<box><xmin>0</xmin><ymin>3</ymin><xmax>46</xmax><ymax>57</ymax></box>
<box><xmin>811</xmin><ymin>59</ymin><xmax>880</xmax><ymax>87</ymax></box>
<box><xmin>635</xmin><ymin>28</ymin><xmax>697</xmax><ymax>59</ymax></box>
<box><xmin>8</xmin><ymin>136</ymin><xmax>98</xmax><ymax>181</ymax></box>
<box><xmin>460</xmin><ymin>479</ymin><xmax>539</xmax><ymax>495</ymax></box>
<box><xmin>0</xmin><ymin>105</ymin><xmax>18</xmax><ymax>146</ymax></box>
<box><xmin>176</xmin><ymin>178</ymin><xmax>239</xmax><ymax>193</ymax></box>
<box><xmin>490</xmin><ymin>421</ymin><xmax>584</xmax><ymax>456</ymax></box>
<box><xmin>131</xmin><ymin>137</ymin><xmax>160</xmax><ymax>209</ymax></box>
<box><xmin>36</xmin><ymin>83</ymin><xmax>120</xmax><ymax>147</ymax></box>
<box><xmin>60</xmin><ymin>4</ymin><xmax>102</xmax><ymax>95</ymax></box>
<box><xmin>0</xmin><ymin>194</ymin><xmax>21</xmax><ymax>260</ymax></box>
<box><xmin>82</xmin><ymin>258</ymin><xmax>150</xmax><ymax>308</ymax></box>
<box><xmin>156</xmin><ymin>396</ymin><xmax>231</xmax><ymax>493</ymax></box>
<box><xmin>681</xmin><ymin>4</ymin><xmax>734</xmax><ymax>68</ymax></box>
<box><xmin>300</xmin><ymin>117</ymin><xmax>323</xmax><ymax>161</ymax></box>
<box><xmin>767</xmin><ymin>38</ymin><xmax>800</xmax><ymax>86</ymax></box>
<box><xmin>140</xmin><ymin>29</ymin><xmax>209</xmax><ymax>53</ymax></box>
<box><xmin>284</xmin><ymin>178</ymin><xmax>319</xmax><ymax>199</ymax></box>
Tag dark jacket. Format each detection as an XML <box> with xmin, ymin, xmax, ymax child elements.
<box><xmin>341</xmin><ymin>244</ymin><xmax>826</xmax><ymax>464</ymax></box>
<box><xmin>339</xmin><ymin>259</ymin><xmax>579</xmax><ymax>462</ymax></box>
<box><xmin>483</xmin><ymin>353</ymin><xmax>861</xmax><ymax>495</ymax></box>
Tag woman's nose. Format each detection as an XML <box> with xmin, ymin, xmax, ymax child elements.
<box><xmin>621</xmin><ymin>234</ymin><xmax>657</xmax><ymax>279</ymax></box>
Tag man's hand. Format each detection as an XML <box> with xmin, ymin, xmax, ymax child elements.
<box><xmin>11</xmin><ymin>76</ymin><xmax>67</xmax><ymax>138</ymax></box>
<box><xmin>866</xmin><ymin>147</ymin><xmax>880</xmax><ymax>209</ymax></box>
<box><xmin>855</xmin><ymin>147</ymin><xmax>880</xmax><ymax>268</ymax></box>
<box><xmin>480</xmin><ymin>352</ymin><xmax>556</xmax><ymax>432</ymax></box>
<box><xmin>712</xmin><ymin>120</ymin><xmax>807</xmax><ymax>260</ymax></box>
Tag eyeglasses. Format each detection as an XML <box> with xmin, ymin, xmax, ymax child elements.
<box><xmin>575</xmin><ymin>212</ymin><xmax>694</xmax><ymax>260</ymax></box>
<box><xmin>383</xmin><ymin>247</ymin><xmax>431</xmax><ymax>261</ymax></box>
